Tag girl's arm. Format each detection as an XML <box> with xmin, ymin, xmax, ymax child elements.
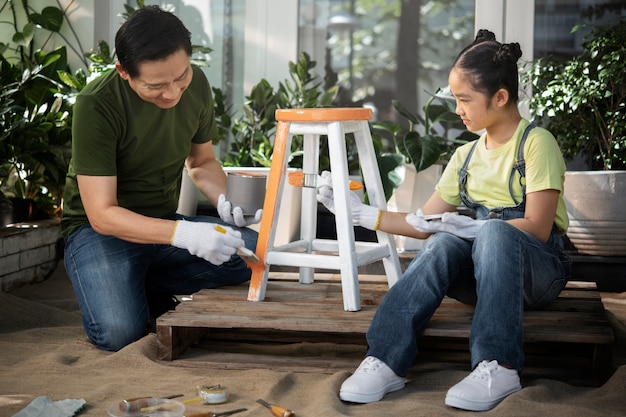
<box><xmin>508</xmin><ymin>189</ymin><xmax>560</xmax><ymax>243</ymax></box>
<box><xmin>377</xmin><ymin>192</ymin><xmax>457</xmax><ymax>239</ymax></box>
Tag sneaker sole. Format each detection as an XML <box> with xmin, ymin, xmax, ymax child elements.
<box><xmin>339</xmin><ymin>380</ymin><xmax>406</xmax><ymax>403</ymax></box>
<box><xmin>444</xmin><ymin>386</ymin><xmax>521</xmax><ymax>411</ymax></box>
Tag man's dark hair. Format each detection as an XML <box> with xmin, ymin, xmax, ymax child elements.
<box><xmin>115</xmin><ymin>5</ymin><xmax>192</xmax><ymax>78</ymax></box>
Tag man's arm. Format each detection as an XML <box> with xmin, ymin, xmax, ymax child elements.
<box><xmin>185</xmin><ymin>141</ymin><xmax>227</xmax><ymax>207</ymax></box>
<box><xmin>77</xmin><ymin>175</ymin><xmax>176</xmax><ymax>244</ymax></box>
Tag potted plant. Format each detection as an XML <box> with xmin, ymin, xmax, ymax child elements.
<box><xmin>0</xmin><ymin>47</ymin><xmax>73</xmax><ymax>224</ymax></box>
<box><xmin>0</xmin><ymin>2</ymin><xmax>83</xmax><ymax>225</ymax></box>
<box><xmin>528</xmin><ymin>17</ymin><xmax>626</xmax><ymax>256</ymax></box>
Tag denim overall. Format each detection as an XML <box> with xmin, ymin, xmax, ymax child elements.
<box><xmin>458</xmin><ymin>123</ymin><xmax>535</xmax><ymax>222</ymax></box>
<box><xmin>366</xmin><ymin>124</ymin><xmax>571</xmax><ymax>376</ymax></box>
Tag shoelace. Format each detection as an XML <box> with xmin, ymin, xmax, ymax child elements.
<box><xmin>470</xmin><ymin>360</ymin><xmax>499</xmax><ymax>396</ymax></box>
<box><xmin>359</xmin><ymin>357</ymin><xmax>383</xmax><ymax>373</ymax></box>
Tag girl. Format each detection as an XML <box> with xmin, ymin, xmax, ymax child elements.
<box><xmin>317</xmin><ymin>29</ymin><xmax>571</xmax><ymax>411</ymax></box>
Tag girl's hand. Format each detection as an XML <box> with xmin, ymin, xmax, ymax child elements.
<box><xmin>406</xmin><ymin>209</ymin><xmax>486</xmax><ymax>240</ymax></box>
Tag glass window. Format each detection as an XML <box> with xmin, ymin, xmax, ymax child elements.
<box><xmin>298</xmin><ymin>0</ymin><xmax>475</xmax><ymax>127</ymax></box>
<box><xmin>534</xmin><ymin>0</ymin><xmax>626</xmax><ymax>60</ymax></box>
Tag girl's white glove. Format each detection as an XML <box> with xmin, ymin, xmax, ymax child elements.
<box><xmin>217</xmin><ymin>194</ymin><xmax>263</xmax><ymax>227</ymax></box>
<box><xmin>406</xmin><ymin>209</ymin><xmax>486</xmax><ymax>240</ymax></box>
<box><xmin>316</xmin><ymin>171</ymin><xmax>381</xmax><ymax>231</ymax></box>
<box><xmin>171</xmin><ymin>220</ymin><xmax>243</xmax><ymax>265</ymax></box>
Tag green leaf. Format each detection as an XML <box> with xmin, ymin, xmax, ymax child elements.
<box><xmin>392</xmin><ymin>100</ymin><xmax>420</xmax><ymax>125</ymax></box>
<box><xmin>376</xmin><ymin>152</ymin><xmax>405</xmax><ymax>201</ymax></box>
<box><xmin>57</xmin><ymin>70</ymin><xmax>82</xmax><ymax>90</ymax></box>
<box><xmin>29</xmin><ymin>7</ymin><xmax>64</xmax><ymax>32</ymax></box>
<box><xmin>12</xmin><ymin>23</ymin><xmax>36</xmax><ymax>47</ymax></box>
<box><xmin>404</xmin><ymin>132</ymin><xmax>442</xmax><ymax>173</ymax></box>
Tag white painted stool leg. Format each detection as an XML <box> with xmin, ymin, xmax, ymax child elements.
<box><xmin>327</xmin><ymin>121</ymin><xmax>361</xmax><ymax>311</ymax></box>
<box><xmin>299</xmin><ymin>132</ymin><xmax>320</xmax><ymax>285</ymax></box>
<box><xmin>353</xmin><ymin>121</ymin><xmax>401</xmax><ymax>287</ymax></box>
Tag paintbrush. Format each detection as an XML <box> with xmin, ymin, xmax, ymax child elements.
<box><xmin>287</xmin><ymin>171</ymin><xmax>363</xmax><ymax>190</ymax></box>
<box><xmin>214</xmin><ymin>225</ymin><xmax>259</xmax><ymax>263</ymax></box>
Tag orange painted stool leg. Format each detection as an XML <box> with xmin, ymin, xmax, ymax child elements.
<box><xmin>247</xmin><ymin>121</ymin><xmax>291</xmax><ymax>301</ymax></box>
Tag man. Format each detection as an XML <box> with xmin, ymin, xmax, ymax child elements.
<box><xmin>61</xmin><ymin>6</ymin><xmax>260</xmax><ymax>351</ymax></box>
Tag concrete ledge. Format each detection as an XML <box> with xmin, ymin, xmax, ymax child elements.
<box><xmin>0</xmin><ymin>219</ymin><xmax>63</xmax><ymax>292</ymax></box>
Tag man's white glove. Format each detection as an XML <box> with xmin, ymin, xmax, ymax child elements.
<box><xmin>406</xmin><ymin>209</ymin><xmax>487</xmax><ymax>240</ymax></box>
<box><xmin>217</xmin><ymin>194</ymin><xmax>263</xmax><ymax>227</ymax></box>
<box><xmin>171</xmin><ymin>220</ymin><xmax>243</xmax><ymax>265</ymax></box>
<box><xmin>316</xmin><ymin>171</ymin><xmax>381</xmax><ymax>231</ymax></box>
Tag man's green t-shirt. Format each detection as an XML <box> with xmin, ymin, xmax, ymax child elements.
<box><xmin>436</xmin><ymin>119</ymin><xmax>569</xmax><ymax>234</ymax></box>
<box><xmin>61</xmin><ymin>65</ymin><xmax>218</xmax><ymax>240</ymax></box>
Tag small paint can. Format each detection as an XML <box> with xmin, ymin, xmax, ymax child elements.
<box><xmin>197</xmin><ymin>384</ymin><xmax>229</xmax><ymax>404</ymax></box>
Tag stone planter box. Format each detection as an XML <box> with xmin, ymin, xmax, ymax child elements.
<box><xmin>0</xmin><ymin>219</ymin><xmax>62</xmax><ymax>292</ymax></box>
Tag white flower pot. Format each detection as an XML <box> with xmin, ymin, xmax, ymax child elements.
<box><xmin>564</xmin><ymin>170</ymin><xmax>626</xmax><ymax>256</ymax></box>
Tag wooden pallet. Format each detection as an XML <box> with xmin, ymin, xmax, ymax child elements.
<box><xmin>156</xmin><ymin>273</ymin><xmax>614</xmax><ymax>385</ymax></box>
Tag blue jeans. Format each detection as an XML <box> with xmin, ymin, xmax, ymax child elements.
<box><xmin>64</xmin><ymin>214</ymin><xmax>257</xmax><ymax>351</ymax></box>
<box><xmin>366</xmin><ymin>220</ymin><xmax>570</xmax><ymax>376</ymax></box>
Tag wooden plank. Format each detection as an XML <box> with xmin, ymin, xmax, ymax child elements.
<box><xmin>156</xmin><ymin>277</ymin><xmax>614</xmax><ymax>383</ymax></box>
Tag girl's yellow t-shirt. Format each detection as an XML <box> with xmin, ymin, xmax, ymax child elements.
<box><xmin>436</xmin><ymin>119</ymin><xmax>569</xmax><ymax>234</ymax></box>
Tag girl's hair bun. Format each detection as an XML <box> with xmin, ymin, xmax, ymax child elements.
<box><xmin>474</xmin><ymin>29</ymin><xmax>496</xmax><ymax>44</ymax></box>
<box><xmin>494</xmin><ymin>43</ymin><xmax>523</xmax><ymax>65</ymax></box>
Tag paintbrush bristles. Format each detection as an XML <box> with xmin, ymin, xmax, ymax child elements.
<box><xmin>287</xmin><ymin>171</ymin><xmax>316</xmax><ymax>187</ymax></box>
<box><xmin>287</xmin><ymin>171</ymin><xmax>363</xmax><ymax>190</ymax></box>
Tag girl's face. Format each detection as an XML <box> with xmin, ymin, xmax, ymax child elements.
<box><xmin>448</xmin><ymin>67</ymin><xmax>494</xmax><ymax>132</ymax></box>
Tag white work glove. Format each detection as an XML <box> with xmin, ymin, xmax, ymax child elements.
<box><xmin>171</xmin><ymin>220</ymin><xmax>243</xmax><ymax>265</ymax></box>
<box><xmin>316</xmin><ymin>171</ymin><xmax>381</xmax><ymax>231</ymax></box>
<box><xmin>406</xmin><ymin>209</ymin><xmax>487</xmax><ymax>240</ymax></box>
<box><xmin>217</xmin><ymin>194</ymin><xmax>263</xmax><ymax>227</ymax></box>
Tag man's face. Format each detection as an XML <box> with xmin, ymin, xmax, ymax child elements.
<box><xmin>116</xmin><ymin>48</ymin><xmax>193</xmax><ymax>109</ymax></box>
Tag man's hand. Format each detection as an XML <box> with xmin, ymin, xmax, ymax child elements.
<box><xmin>171</xmin><ymin>220</ymin><xmax>243</xmax><ymax>265</ymax></box>
<box><xmin>316</xmin><ymin>171</ymin><xmax>381</xmax><ymax>231</ymax></box>
<box><xmin>217</xmin><ymin>194</ymin><xmax>263</xmax><ymax>227</ymax></box>
<box><xmin>406</xmin><ymin>209</ymin><xmax>486</xmax><ymax>240</ymax></box>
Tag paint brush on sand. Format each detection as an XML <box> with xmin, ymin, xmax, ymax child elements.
<box><xmin>287</xmin><ymin>171</ymin><xmax>363</xmax><ymax>190</ymax></box>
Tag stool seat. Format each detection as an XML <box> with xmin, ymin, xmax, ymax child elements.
<box><xmin>275</xmin><ymin>108</ymin><xmax>372</xmax><ymax>122</ymax></box>
<box><xmin>247</xmin><ymin>107</ymin><xmax>401</xmax><ymax>311</ymax></box>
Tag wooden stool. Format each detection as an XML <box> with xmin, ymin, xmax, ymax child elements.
<box><xmin>247</xmin><ymin>108</ymin><xmax>401</xmax><ymax>311</ymax></box>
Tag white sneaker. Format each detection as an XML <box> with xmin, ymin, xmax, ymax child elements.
<box><xmin>445</xmin><ymin>360</ymin><xmax>522</xmax><ymax>411</ymax></box>
<box><xmin>339</xmin><ymin>356</ymin><xmax>406</xmax><ymax>403</ymax></box>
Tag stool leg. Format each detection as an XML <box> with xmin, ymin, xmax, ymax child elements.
<box><xmin>327</xmin><ymin>121</ymin><xmax>361</xmax><ymax>311</ymax></box>
<box><xmin>353</xmin><ymin>121</ymin><xmax>401</xmax><ymax>287</ymax></box>
<box><xmin>247</xmin><ymin>121</ymin><xmax>292</xmax><ymax>302</ymax></box>
<box><xmin>299</xmin><ymin>133</ymin><xmax>320</xmax><ymax>284</ymax></box>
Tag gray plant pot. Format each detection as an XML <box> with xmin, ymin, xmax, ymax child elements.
<box><xmin>564</xmin><ymin>170</ymin><xmax>626</xmax><ymax>256</ymax></box>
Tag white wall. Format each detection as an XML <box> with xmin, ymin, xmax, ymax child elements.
<box><xmin>94</xmin><ymin>0</ymin><xmax>127</xmax><ymax>52</ymax></box>
<box><xmin>243</xmin><ymin>0</ymin><xmax>299</xmax><ymax>92</ymax></box>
